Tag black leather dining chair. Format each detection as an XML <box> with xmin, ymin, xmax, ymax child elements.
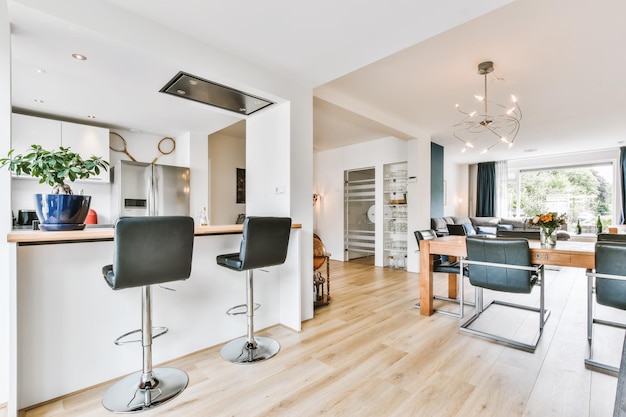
<box><xmin>447</xmin><ymin>223</ymin><xmax>476</xmax><ymax>236</ymax></box>
<box><xmin>586</xmin><ymin>240</ymin><xmax>626</xmax><ymax>375</ymax></box>
<box><xmin>460</xmin><ymin>236</ymin><xmax>549</xmax><ymax>352</ymax></box>
<box><xmin>414</xmin><ymin>230</ymin><xmax>468</xmax><ymax>318</ymax></box>
<box><xmin>597</xmin><ymin>233</ymin><xmax>626</xmax><ymax>242</ymax></box>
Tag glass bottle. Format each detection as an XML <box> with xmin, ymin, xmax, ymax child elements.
<box><xmin>596</xmin><ymin>216</ymin><xmax>602</xmax><ymax>234</ymax></box>
<box><xmin>200</xmin><ymin>207</ymin><xmax>209</xmax><ymax>226</ymax></box>
<box><xmin>576</xmin><ymin>219</ymin><xmax>582</xmax><ymax>235</ymax></box>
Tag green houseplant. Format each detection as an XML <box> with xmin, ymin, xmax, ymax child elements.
<box><xmin>0</xmin><ymin>144</ymin><xmax>109</xmax><ymax>230</ymax></box>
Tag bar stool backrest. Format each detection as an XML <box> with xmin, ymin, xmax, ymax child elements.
<box><xmin>105</xmin><ymin>216</ymin><xmax>195</xmax><ymax>290</ymax></box>
<box><xmin>465</xmin><ymin>237</ymin><xmax>533</xmax><ymax>294</ymax></box>
<box><xmin>595</xmin><ymin>241</ymin><xmax>626</xmax><ymax>309</ymax></box>
<box><xmin>238</xmin><ymin>217</ymin><xmax>292</xmax><ymax>270</ymax></box>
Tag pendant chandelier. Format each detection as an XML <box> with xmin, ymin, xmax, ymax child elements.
<box><xmin>453</xmin><ymin>61</ymin><xmax>522</xmax><ymax>154</ymax></box>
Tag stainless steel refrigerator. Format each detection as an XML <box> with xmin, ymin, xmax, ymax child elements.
<box><xmin>110</xmin><ymin>160</ymin><xmax>190</xmax><ymax>219</ymax></box>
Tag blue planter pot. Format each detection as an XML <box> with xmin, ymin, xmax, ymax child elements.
<box><xmin>34</xmin><ymin>194</ymin><xmax>92</xmax><ymax>231</ymax></box>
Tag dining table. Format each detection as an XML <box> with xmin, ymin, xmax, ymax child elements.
<box><xmin>418</xmin><ymin>235</ymin><xmax>596</xmax><ymax>316</ymax></box>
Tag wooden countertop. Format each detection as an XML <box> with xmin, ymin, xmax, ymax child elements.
<box><xmin>7</xmin><ymin>223</ymin><xmax>302</xmax><ymax>244</ymax></box>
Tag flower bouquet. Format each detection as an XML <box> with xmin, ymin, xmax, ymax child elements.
<box><xmin>529</xmin><ymin>212</ymin><xmax>567</xmax><ymax>247</ymax></box>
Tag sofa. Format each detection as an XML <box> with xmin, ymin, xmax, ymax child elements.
<box><xmin>430</xmin><ymin>216</ymin><xmax>571</xmax><ymax>240</ymax></box>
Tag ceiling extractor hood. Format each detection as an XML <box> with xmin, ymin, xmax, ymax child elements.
<box><xmin>159</xmin><ymin>71</ymin><xmax>273</xmax><ymax>116</ymax></box>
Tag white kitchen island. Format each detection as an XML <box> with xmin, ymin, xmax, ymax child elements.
<box><xmin>7</xmin><ymin>224</ymin><xmax>302</xmax><ymax>410</ymax></box>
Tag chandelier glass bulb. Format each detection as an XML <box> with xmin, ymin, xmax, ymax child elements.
<box><xmin>453</xmin><ymin>61</ymin><xmax>522</xmax><ymax>154</ymax></box>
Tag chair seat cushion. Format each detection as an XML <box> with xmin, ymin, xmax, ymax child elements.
<box><xmin>216</xmin><ymin>253</ymin><xmax>243</xmax><ymax>271</ymax></box>
<box><xmin>433</xmin><ymin>260</ymin><xmax>461</xmax><ymax>274</ymax></box>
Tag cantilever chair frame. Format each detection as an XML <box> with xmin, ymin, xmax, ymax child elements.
<box><xmin>459</xmin><ymin>258</ymin><xmax>549</xmax><ymax>353</ymax></box>
<box><xmin>585</xmin><ymin>270</ymin><xmax>626</xmax><ymax>376</ymax></box>
<box><xmin>414</xmin><ymin>230</ymin><xmax>474</xmax><ymax>319</ymax></box>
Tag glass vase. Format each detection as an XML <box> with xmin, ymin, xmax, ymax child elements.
<box><xmin>540</xmin><ymin>227</ymin><xmax>557</xmax><ymax>248</ymax></box>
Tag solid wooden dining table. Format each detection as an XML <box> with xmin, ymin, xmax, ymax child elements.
<box><xmin>418</xmin><ymin>235</ymin><xmax>596</xmax><ymax>316</ymax></box>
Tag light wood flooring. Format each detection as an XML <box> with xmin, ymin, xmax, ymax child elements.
<box><xmin>14</xmin><ymin>260</ymin><xmax>626</xmax><ymax>416</ymax></box>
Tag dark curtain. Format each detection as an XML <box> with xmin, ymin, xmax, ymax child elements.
<box><xmin>619</xmin><ymin>146</ymin><xmax>626</xmax><ymax>224</ymax></box>
<box><xmin>476</xmin><ymin>162</ymin><xmax>496</xmax><ymax>217</ymax></box>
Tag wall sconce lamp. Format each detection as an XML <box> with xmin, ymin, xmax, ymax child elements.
<box><xmin>313</xmin><ymin>193</ymin><xmax>320</xmax><ymax>205</ymax></box>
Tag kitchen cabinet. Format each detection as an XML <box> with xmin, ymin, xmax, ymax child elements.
<box><xmin>11</xmin><ymin>113</ymin><xmax>60</xmax><ymax>155</ymax></box>
<box><xmin>61</xmin><ymin>121</ymin><xmax>109</xmax><ymax>182</ymax></box>
<box><xmin>11</xmin><ymin>113</ymin><xmax>110</xmax><ymax>182</ymax></box>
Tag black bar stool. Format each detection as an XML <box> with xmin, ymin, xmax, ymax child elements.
<box><xmin>217</xmin><ymin>216</ymin><xmax>292</xmax><ymax>364</ymax></box>
<box><xmin>101</xmin><ymin>216</ymin><xmax>194</xmax><ymax>413</ymax></box>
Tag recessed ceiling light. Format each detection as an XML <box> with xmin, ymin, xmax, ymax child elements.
<box><xmin>33</xmin><ymin>99</ymin><xmax>44</xmax><ymax>103</ymax></box>
<box><xmin>72</xmin><ymin>53</ymin><xmax>87</xmax><ymax>61</ymax></box>
<box><xmin>618</xmin><ymin>141</ymin><xmax>625</xmax><ymax>145</ymax></box>
<box><xmin>524</xmin><ymin>148</ymin><xmax>538</xmax><ymax>153</ymax></box>
<box><xmin>33</xmin><ymin>68</ymin><xmax>46</xmax><ymax>74</ymax></box>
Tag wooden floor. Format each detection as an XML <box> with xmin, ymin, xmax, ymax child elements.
<box><xmin>14</xmin><ymin>260</ymin><xmax>624</xmax><ymax>416</ymax></box>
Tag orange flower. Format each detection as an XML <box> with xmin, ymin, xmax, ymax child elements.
<box><xmin>528</xmin><ymin>212</ymin><xmax>567</xmax><ymax>229</ymax></box>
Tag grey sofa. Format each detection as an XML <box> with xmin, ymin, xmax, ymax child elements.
<box><xmin>431</xmin><ymin>216</ymin><xmax>570</xmax><ymax>240</ymax></box>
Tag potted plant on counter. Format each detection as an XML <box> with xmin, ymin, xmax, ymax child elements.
<box><xmin>0</xmin><ymin>144</ymin><xmax>109</xmax><ymax>231</ymax></box>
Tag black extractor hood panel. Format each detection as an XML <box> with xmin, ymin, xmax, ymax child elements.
<box><xmin>159</xmin><ymin>71</ymin><xmax>273</xmax><ymax>116</ymax></box>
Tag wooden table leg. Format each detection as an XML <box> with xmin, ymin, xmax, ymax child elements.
<box><xmin>448</xmin><ymin>274</ymin><xmax>458</xmax><ymax>299</ymax></box>
<box><xmin>447</xmin><ymin>255</ymin><xmax>458</xmax><ymax>299</ymax></box>
<box><xmin>419</xmin><ymin>240</ymin><xmax>434</xmax><ymax>316</ymax></box>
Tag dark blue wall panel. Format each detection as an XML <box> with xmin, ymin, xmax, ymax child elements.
<box><xmin>431</xmin><ymin>142</ymin><xmax>444</xmax><ymax>218</ymax></box>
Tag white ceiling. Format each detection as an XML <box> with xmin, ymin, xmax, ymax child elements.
<box><xmin>8</xmin><ymin>0</ymin><xmax>626</xmax><ymax>166</ymax></box>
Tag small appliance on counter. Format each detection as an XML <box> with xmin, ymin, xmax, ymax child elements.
<box><xmin>13</xmin><ymin>209</ymin><xmax>39</xmax><ymax>230</ymax></box>
<box><xmin>85</xmin><ymin>209</ymin><xmax>98</xmax><ymax>224</ymax></box>
<box><xmin>17</xmin><ymin>210</ymin><xmax>38</xmax><ymax>226</ymax></box>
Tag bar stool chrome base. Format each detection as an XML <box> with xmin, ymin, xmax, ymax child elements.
<box><xmin>102</xmin><ymin>367</ymin><xmax>188</xmax><ymax>413</ymax></box>
<box><xmin>220</xmin><ymin>336</ymin><xmax>280</xmax><ymax>364</ymax></box>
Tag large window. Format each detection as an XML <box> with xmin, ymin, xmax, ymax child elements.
<box><xmin>507</xmin><ymin>164</ymin><xmax>613</xmax><ymax>233</ymax></box>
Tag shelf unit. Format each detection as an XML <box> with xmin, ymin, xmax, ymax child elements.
<box><xmin>383</xmin><ymin>161</ymin><xmax>408</xmax><ymax>269</ymax></box>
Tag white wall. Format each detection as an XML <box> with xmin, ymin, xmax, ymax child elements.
<box><xmin>208</xmin><ymin>131</ymin><xmax>246</xmax><ymax>225</ymax></box>
<box><xmin>187</xmin><ymin>131</ymin><xmax>209</xmax><ymax>225</ymax></box>
<box><xmin>314</xmin><ymin>136</ymin><xmax>420</xmax><ymax>268</ymax></box>
<box><xmin>246</xmin><ymin>103</ymin><xmax>291</xmax><ymax>217</ymax></box>
<box><xmin>0</xmin><ymin>0</ymin><xmax>10</xmax><ymax>407</ymax></box>
<box><xmin>444</xmin><ymin>159</ymin><xmax>469</xmax><ymax>217</ymax></box>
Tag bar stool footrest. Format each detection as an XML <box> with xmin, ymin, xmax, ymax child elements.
<box><xmin>226</xmin><ymin>303</ymin><xmax>261</xmax><ymax>316</ymax></box>
<box><xmin>114</xmin><ymin>326</ymin><xmax>169</xmax><ymax>345</ymax></box>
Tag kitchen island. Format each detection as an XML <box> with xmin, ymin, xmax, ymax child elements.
<box><xmin>7</xmin><ymin>224</ymin><xmax>302</xmax><ymax>409</ymax></box>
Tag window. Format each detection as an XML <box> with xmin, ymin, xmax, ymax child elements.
<box><xmin>507</xmin><ymin>164</ymin><xmax>613</xmax><ymax>233</ymax></box>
